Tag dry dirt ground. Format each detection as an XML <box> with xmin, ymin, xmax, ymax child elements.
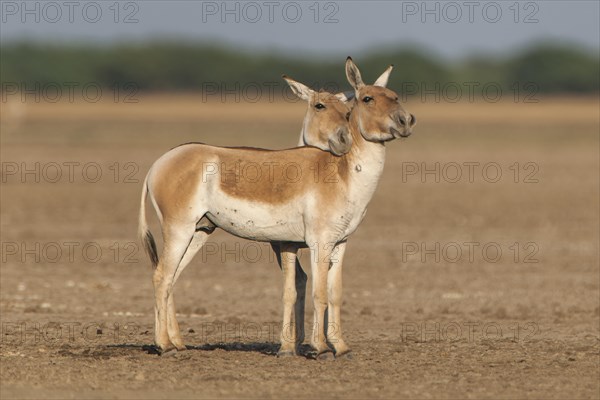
<box><xmin>1</xmin><ymin>97</ymin><xmax>599</xmax><ymax>399</ymax></box>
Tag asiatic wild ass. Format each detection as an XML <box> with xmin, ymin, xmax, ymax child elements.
<box><xmin>274</xmin><ymin>68</ymin><xmax>394</xmax><ymax>356</ymax></box>
<box><xmin>139</xmin><ymin>77</ymin><xmax>353</xmax><ymax>355</ymax></box>
<box><xmin>139</xmin><ymin>58</ymin><xmax>415</xmax><ymax>358</ymax></box>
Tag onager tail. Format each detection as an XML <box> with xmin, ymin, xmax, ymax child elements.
<box><xmin>138</xmin><ymin>174</ymin><xmax>159</xmax><ymax>269</ymax></box>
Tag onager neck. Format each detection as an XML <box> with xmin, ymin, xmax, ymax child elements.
<box><xmin>345</xmin><ymin>111</ymin><xmax>387</xmax><ymax>184</ymax></box>
<box><xmin>335</xmin><ymin>111</ymin><xmax>387</xmax><ymax>235</ymax></box>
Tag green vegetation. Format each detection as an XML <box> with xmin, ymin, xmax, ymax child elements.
<box><xmin>1</xmin><ymin>42</ymin><xmax>598</xmax><ymax>95</ymax></box>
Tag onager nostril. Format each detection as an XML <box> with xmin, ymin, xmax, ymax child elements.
<box><xmin>399</xmin><ymin>115</ymin><xmax>406</xmax><ymax>126</ymax></box>
<box><xmin>339</xmin><ymin>132</ymin><xmax>346</xmax><ymax>144</ymax></box>
<box><xmin>410</xmin><ymin>114</ymin><xmax>417</xmax><ymax>126</ymax></box>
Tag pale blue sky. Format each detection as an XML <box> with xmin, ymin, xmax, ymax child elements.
<box><xmin>1</xmin><ymin>1</ymin><xmax>598</xmax><ymax>59</ymax></box>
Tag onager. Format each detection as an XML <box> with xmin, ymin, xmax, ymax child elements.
<box><xmin>274</xmin><ymin>68</ymin><xmax>393</xmax><ymax>356</ymax></box>
<box><xmin>139</xmin><ymin>77</ymin><xmax>353</xmax><ymax>356</ymax></box>
<box><xmin>139</xmin><ymin>58</ymin><xmax>415</xmax><ymax>358</ymax></box>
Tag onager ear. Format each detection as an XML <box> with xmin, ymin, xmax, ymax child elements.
<box><xmin>374</xmin><ymin>65</ymin><xmax>394</xmax><ymax>88</ymax></box>
<box><xmin>334</xmin><ymin>91</ymin><xmax>355</xmax><ymax>103</ymax></box>
<box><xmin>282</xmin><ymin>75</ymin><xmax>314</xmax><ymax>102</ymax></box>
<box><xmin>345</xmin><ymin>57</ymin><xmax>364</xmax><ymax>90</ymax></box>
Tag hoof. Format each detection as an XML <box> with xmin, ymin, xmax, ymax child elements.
<box><xmin>174</xmin><ymin>344</ymin><xmax>187</xmax><ymax>352</ymax></box>
<box><xmin>159</xmin><ymin>347</ymin><xmax>178</xmax><ymax>357</ymax></box>
<box><xmin>277</xmin><ymin>350</ymin><xmax>296</xmax><ymax>358</ymax></box>
<box><xmin>335</xmin><ymin>350</ymin><xmax>353</xmax><ymax>360</ymax></box>
<box><xmin>316</xmin><ymin>351</ymin><xmax>335</xmax><ymax>361</ymax></box>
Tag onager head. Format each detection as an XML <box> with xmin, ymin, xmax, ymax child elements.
<box><xmin>283</xmin><ymin>75</ymin><xmax>353</xmax><ymax>156</ymax></box>
<box><xmin>345</xmin><ymin>57</ymin><xmax>416</xmax><ymax>143</ymax></box>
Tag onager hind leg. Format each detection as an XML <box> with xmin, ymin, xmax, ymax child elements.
<box><xmin>153</xmin><ymin>223</ymin><xmax>196</xmax><ymax>354</ymax></box>
<box><xmin>166</xmin><ymin>229</ymin><xmax>212</xmax><ymax>351</ymax></box>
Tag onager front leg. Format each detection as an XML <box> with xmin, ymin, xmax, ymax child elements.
<box><xmin>293</xmin><ymin>259</ymin><xmax>307</xmax><ymax>346</ymax></box>
<box><xmin>277</xmin><ymin>243</ymin><xmax>300</xmax><ymax>356</ymax></box>
<box><xmin>272</xmin><ymin>243</ymin><xmax>307</xmax><ymax>356</ymax></box>
<box><xmin>327</xmin><ymin>241</ymin><xmax>351</xmax><ymax>357</ymax></box>
<box><xmin>309</xmin><ymin>240</ymin><xmax>335</xmax><ymax>359</ymax></box>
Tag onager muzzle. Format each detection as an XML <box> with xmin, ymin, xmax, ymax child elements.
<box><xmin>391</xmin><ymin>112</ymin><xmax>416</xmax><ymax>138</ymax></box>
<box><xmin>329</xmin><ymin>127</ymin><xmax>353</xmax><ymax>155</ymax></box>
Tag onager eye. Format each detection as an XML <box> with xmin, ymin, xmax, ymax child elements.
<box><xmin>315</xmin><ymin>103</ymin><xmax>326</xmax><ymax>110</ymax></box>
<box><xmin>362</xmin><ymin>96</ymin><xmax>373</xmax><ymax>103</ymax></box>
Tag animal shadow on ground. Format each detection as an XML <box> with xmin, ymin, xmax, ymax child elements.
<box><xmin>107</xmin><ymin>343</ymin><xmax>315</xmax><ymax>359</ymax></box>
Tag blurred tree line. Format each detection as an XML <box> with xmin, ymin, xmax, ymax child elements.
<box><xmin>1</xmin><ymin>42</ymin><xmax>598</xmax><ymax>97</ymax></box>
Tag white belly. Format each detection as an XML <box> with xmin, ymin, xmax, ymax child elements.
<box><xmin>205</xmin><ymin>192</ymin><xmax>306</xmax><ymax>242</ymax></box>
